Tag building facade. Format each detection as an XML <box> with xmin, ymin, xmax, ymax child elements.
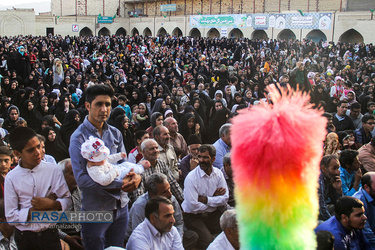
<box><xmin>0</xmin><ymin>0</ymin><xmax>374</xmax><ymax>43</ymax></box>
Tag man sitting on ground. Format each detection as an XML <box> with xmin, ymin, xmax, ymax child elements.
<box><xmin>354</xmin><ymin>114</ymin><xmax>375</xmax><ymax>148</ymax></box>
<box><xmin>164</xmin><ymin>117</ymin><xmax>188</xmax><ymax>159</ymax></box>
<box><xmin>340</xmin><ymin>149</ymin><xmax>362</xmax><ymax>196</ymax></box>
<box><xmin>180</xmin><ymin>134</ymin><xmax>202</xmax><ymax>185</ymax></box>
<box><xmin>315</xmin><ymin>196</ymin><xmax>371</xmax><ymax>249</ymax></box>
<box><xmin>346</xmin><ymin>102</ymin><xmax>363</xmax><ymax>130</ymax></box>
<box><xmin>207</xmin><ymin>209</ymin><xmax>239</xmax><ymax>250</ymax></box>
<box><xmin>127</xmin><ymin>173</ymin><xmax>198</xmax><ymax>249</ymax></box>
<box><xmin>182</xmin><ymin>144</ymin><xmax>229</xmax><ymax>249</ymax></box>
<box><xmin>318</xmin><ymin>155</ymin><xmax>343</xmax><ymax>221</ymax></box>
<box><xmin>126</xmin><ymin>196</ymin><xmax>184</xmax><ymax>250</ymax></box>
<box><xmin>333</xmin><ymin>100</ymin><xmax>355</xmax><ymax>132</ymax></box>
<box><xmin>213</xmin><ymin>123</ymin><xmax>232</xmax><ymax>169</ymax></box>
<box><xmin>353</xmin><ymin>172</ymin><xmax>375</xmax><ymax>247</ymax></box>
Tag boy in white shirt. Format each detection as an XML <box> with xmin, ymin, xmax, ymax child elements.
<box><xmin>5</xmin><ymin>126</ymin><xmax>71</xmax><ymax>249</ymax></box>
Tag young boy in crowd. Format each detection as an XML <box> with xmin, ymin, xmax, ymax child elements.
<box><xmin>128</xmin><ymin>130</ymin><xmax>150</xmax><ymax>164</ymax></box>
<box><xmin>5</xmin><ymin>126</ymin><xmax>71</xmax><ymax>249</ymax></box>
<box><xmin>117</xmin><ymin>95</ymin><xmax>132</xmax><ymax>121</ymax></box>
<box><xmin>0</xmin><ymin>146</ymin><xmax>12</xmax><ymax>198</ymax></box>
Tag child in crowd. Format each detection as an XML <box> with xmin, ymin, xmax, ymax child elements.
<box><xmin>117</xmin><ymin>95</ymin><xmax>132</xmax><ymax>121</ymax></box>
<box><xmin>5</xmin><ymin>127</ymin><xmax>71</xmax><ymax>249</ymax></box>
<box><xmin>81</xmin><ymin>136</ymin><xmax>150</xmax><ymax>207</ymax></box>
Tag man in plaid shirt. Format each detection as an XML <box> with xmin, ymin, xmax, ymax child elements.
<box><xmin>130</xmin><ymin>139</ymin><xmax>183</xmax><ymax>204</ymax></box>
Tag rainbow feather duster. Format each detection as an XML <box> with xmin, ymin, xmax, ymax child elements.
<box><xmin>231</xmin><ymin>85</ymin><xmax>327</xmax><ymax>249</ymax></box>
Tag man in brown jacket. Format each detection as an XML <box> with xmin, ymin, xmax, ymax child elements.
<box><xmin>358</xmin><ymin>138</ymin><xmax>375</xmax><ymax>172</ymax></box>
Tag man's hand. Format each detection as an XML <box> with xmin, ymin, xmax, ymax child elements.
<box><xmin>65</xmin><ymin>235</ymin><xmax>84</xmax><ymax>250</ymax></box>
<box><xmin>189</xmin><ymin>158</ymin><xmax>199</xmax><ymax>170</ymax></box>
<box><xmin>198</xmin><ymin>195</ymin><xmax>208</xmax><ymax>204</ymax></box>
<box><xmin>332</xmin><ymin>176</ymin><xmax>343</xmax><ymax>194</ymax></box>
<box><xmin>355</xmin><ymin>168</ymin><xmax>362</xmax><ymax>183</ymax></box>
<box><xmin>328</xmin><ymin>124</ymin><xmax>336</xmax><ymax>132</ymax></box>
<box><xmin>122</xmin><ymin>174</ymin><xmax>132</xmax><ymax>185</ymax></box>
<box><xmin>195</xmin><ymin>124</ymin><xmax>200</xmax><ymax>133</ymax></box>
<box><xmin>27</xmin><ymin>207</ymin><xmax>37</xmax><ymax>221</ymax></box>
<box><xmin>122</xmin><ymin>171</ymin><xmax>142</xmax><ymax>192</ymax></box>
<box><xmin>213</xmin><ymin>187</ymin><xmax>226</xmax><ymax>196</ymax></box>
<box><xmin>52</xmin><ymin>116</ymin><xmax>59</xmax><ymax>124</ymax></box>
<box><xmin>47</xmin><ymin>193</ymin><xmax>57</xmax><ymax>201</ymax></box>
<box><xmin>31</xmin><ymin>197</ymin><xmax>61</xmax><ymax>211</ymax></box>
<box><xmin>353</xmin><ymin>168</ymin><xmax>362</xmax><ymax>191</ymax></box>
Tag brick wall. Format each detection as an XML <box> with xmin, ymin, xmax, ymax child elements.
<box><xmin>319</xmin><ymin>0</ymin><xmax>343</xmax><ymax>12</ymax></box>
<box><xmin>52</xmin><ymin>0</ymin><xmax>123</xmax><ymax>16</ymax></box>
<box><xmin>51</xmin><ymin>0</ymin><xmax>345</xmax><ymax>18</ymax></box>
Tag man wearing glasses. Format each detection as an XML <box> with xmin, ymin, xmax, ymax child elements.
<box><xmin>354</xmin><ymin>114</ymin><xmax>375</xmax><ymax>148</ymax></box>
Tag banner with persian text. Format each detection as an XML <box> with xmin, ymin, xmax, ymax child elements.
<box><xmin>160</xmin><ymin>4</ymin><xmax>176</xmax><ymax>12</ymax></box>
<box><xmin>270</xmin><ymin>12</ymin><xmax>332</xmax><ymax>29</ymax></box>
<box><xmin>190</xmin><ymin>14</ymin><xmax>247</xmax><ymax>29</ymax></box>
<box><xmin>190</xmin><ymin>12</ymin><xmax>332</xmax><ymax>30</ymax></box>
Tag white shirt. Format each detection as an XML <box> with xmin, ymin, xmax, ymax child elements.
<box><xmin>207</xmin><ymin>232</ymin><xmax>235</xmax><ymax>250</ymax></box>
<box><xmin>43</xmin><ymin>154</ymin><xmax>56</xmax><ymax>164</ymax></box>
<box><xmin>126</xmin><ymin>219</ymin><xmax>183</xmax><ymax>250</ymax></box>
<box><xmin>127</xmin><ymin>148</ymin><xmax>141</xmax><ymax>164</ymax></box>
<box><xmin>126</xmin><ymin>193</ymin><xmax>184</xmax><ymax>240</ymax></box>
<box><xmin>4</xmin><ymin>161</ymin><xmax>71</xmax><ymax>232</ymax></box>
<box><xmin>181</xmin><ymin>166</ymin><xmax>228</xmax><ymax>214</ymax></box>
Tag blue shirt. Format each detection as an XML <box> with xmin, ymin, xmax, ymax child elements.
<box><xmin>117</xmin><ymin>104</ymin><xmax>132</xmax><ymax>121</ymax></box>
<box><xmin>69</xmin><ymin>116</ymin><xmax>125</xmax><ymax>211</ymax></box>
<box><xmin>340</xmin><ymin>166</ymin><xmax>361</xmax><ymax>196</ymax></box>
<box><xmin>318</xmin><ymin>172</ymin><xmax>340</xmax><ymax>221</ymax></box>
<box><xmin>315</xmin><ymin>216</ymin><xmax>372</xmax><ymax>250</ymax></box>
<box><xmin>353</xmin><ymin>188</ymin><xmax>375</xmax><ymax>248</ymax></box>
<box><xmin>212</xmin><ymin>138</ymin><xmax>230</xmax><ymax>169</ymax></box>
<box><xmin>354</xmin><ymin>127</ymin><xmax>373</xmax><ymax>145</ymax></box>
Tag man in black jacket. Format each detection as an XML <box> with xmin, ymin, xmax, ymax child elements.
<box><xmin>333</xmin><ymin>100</ymin><xmax>355</xmax><ymax>132</ymax></box>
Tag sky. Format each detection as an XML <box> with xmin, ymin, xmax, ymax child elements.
<box><xmin>0</xmin><ymin>0</ymin><xmax>51</xmax><ymax>14</ymax></box>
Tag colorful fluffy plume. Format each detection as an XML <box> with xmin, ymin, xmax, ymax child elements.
<box><xmin>231</xmin><ymin>85</ymin><xmax>327</xmax><ymax>249</ymax></box>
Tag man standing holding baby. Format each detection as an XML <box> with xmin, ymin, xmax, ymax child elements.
<box><xmin>69</xmin><ymin>84</ymin><xmax>142</xmax><ymax>250</ymax></box>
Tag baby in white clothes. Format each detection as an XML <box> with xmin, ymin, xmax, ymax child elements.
<box><xmin>81</xmin><ymin>136</ymin><xmax>150</xmax><ymax>207</ymax></box>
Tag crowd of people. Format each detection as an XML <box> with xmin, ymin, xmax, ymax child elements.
<box><xmin>0</xmin><ymin>33</ymin><xmax>375</xmax><ymax>249</ymax></box>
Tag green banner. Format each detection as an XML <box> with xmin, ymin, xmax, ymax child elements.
<box><xmin>190</xmin><ymin>14</ymin><xmax>247</xmax><ymax>28</ymax></box>
<box><xmin>98</xmin><ymin>16</ymin><xmax>113</xmax><ymax>23</ymax></box>
<box><xmin>190</xmin><ymin>12</ymin><xmax>332</xmax><ymax>29</ymax></box>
